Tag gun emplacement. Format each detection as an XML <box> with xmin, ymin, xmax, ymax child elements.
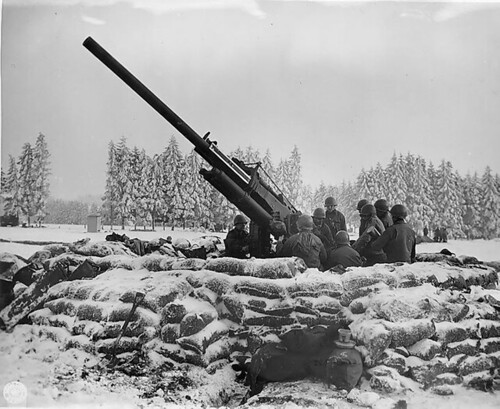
<box><xmin>83</xmin><ymin>36</ymin><xmax>300</xmax><ymax>257</ymax></box>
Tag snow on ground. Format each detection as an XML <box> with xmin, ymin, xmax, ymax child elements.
<box><xmin>1</xmin><ymin>225</ymin><xmax>500</xmax><ymax>408</ymax></box>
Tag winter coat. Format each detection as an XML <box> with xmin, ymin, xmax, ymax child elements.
<box><xmin>224</xmin><ymin>228</ymin><xmax>250</xmax><ymax>259</ymax></box>
<box><xmin>325</xmin><ymin>210</ymin><xmax>347</xmax><ymax>238</ymax></box>
<box><xmin>352</xmin><ymin>215</ymin><xmax>387</xmax><ymax>266</ymax></box>
<box><xmin>313</xmin><ymin>222</ymin><xmax>335</xmax><ymax>253</ymax></box>
<box><xmin>371</xmin><ymin>220</ymin><xmax>416</xmax><ymax>263</ymax></box>
<box><xmin>326</xmin><ymin>244</ymin><xmax>363</xmax><ymax>269</ymax></box>
<box><xmin>278</xmin><ymin>231</ymin><xmax>327</xmax><ymax>269</ymax></box>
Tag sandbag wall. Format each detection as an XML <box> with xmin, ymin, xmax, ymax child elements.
<box><xmin>1</xmin><ymin>243</ymin><xmax>500</xmax><ymax>392</ymax></box>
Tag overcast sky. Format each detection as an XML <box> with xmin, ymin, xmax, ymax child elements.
<box><xmin>2</xmin><ymin>0</ymin><xmax>500</xmax><ymax>200</ymax></box>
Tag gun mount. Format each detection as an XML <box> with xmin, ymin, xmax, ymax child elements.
<box><xmin>83</xmin><ymin>37</ymin><xmax>300</xmax><ymax>257</ymax></box>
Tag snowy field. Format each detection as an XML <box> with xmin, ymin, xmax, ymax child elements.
<box><xmin>1</xmin><ymin>224</ymin><xmax>499</xmax><ymax>262</ymax></box>
<box><xmin>1</xmin><ymin>224</ymin><xmax>500</xmax><ymax>408</ymax></box>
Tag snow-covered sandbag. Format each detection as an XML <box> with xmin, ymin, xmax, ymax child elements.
<box><xmin>446</xmin><ymin>339</ymin><xmax>479</xmax><ymax>358</ymax></box>
<box><xmin>161</xmin><ymin>298</ymin><xmax>217</xmax><ymax>327</ymax></box>
<box><xmin>176</xmin><ymin>320</ymin><xmax>230</xmax><ymax>354</ymax></box>
<box><xmin>341</xmin><ymin>267</ymin><xmax>398</xmax><ymax>292</ymax></box>
<box><xmin>434</xmin><ymin>321</ymin><xmax>470</xmax><ymax>345</ymax></box>
<box><xmin>0</xmin><ymin>252</ymin><xmax>27</xmax><ymax>280</ymax></box>
<box><xmin>204</xmin><ymin>257</ymin><xmax>306</xmax><ymax>279</ymax></box>
<box><xmin>349</xmin><ymin>319</ymin><xmax>392</xmax><ymax>363</ymax></box>
<box><xmin>69</xmin><ymin>240</ymin><xmax>137</xmax><ymax>257</ymax></box>
<box><xmin>234</xmin><ymin>278</ymin><xmax>286</xmax><ymax>299</ymax></box>
<box><xmin>387</xmin><ymin>318</ymin><xmax>435</xmax><ymax>348</ymax></box>
<box><xmin>286</xmin><ymin>271</ymin><xmax>343</xmax><ymax>299</ymax></box>
<box><xmin>407</xmin><ymin>339</ymin><xmax>442</xmax><ymax>360</ymax></box>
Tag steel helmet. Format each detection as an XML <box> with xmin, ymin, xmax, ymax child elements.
<box><xmin>374</xmin><ymin>199</ymin><xmax>390</xmax><ymax>212</ymax></box>
<box><xmin>296</xmin><ymin>214</ymin><xmax>314</xmax><ymax>231</ymax></box>
<box><xmin>360</xmin><ymin>204</ymin><xmax>376</xmax><ymax>217</ymax></box>
<box><xmin>357</xmin><ymin>199</ymin><xmax>369</xmax><ymax>211</ymax></box>
<box><xmin>335</xmin><ymin>230</ymin><xmax>350</xmax><ymax>245</ymax></box>
<box><xmin>233</xmin><ymin>214</ymin><xmax>248</xmax><ymax>225</ymax></box>
<box><xmin>312</xmin><ymin>208</ymin><xmax>326</xmax><ymax>219</ymax></box>
<box><xmin>390</xmin><ymin>204</ymin><xmax>408</xmax><ymax>219</ymax></box>
<box><xmin>325</xmin><ymin>197</ymin><xmax>338</xmax><ymax>207</ymax></box>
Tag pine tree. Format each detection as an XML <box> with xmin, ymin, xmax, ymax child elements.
<box><xmin>479</xmin><ymin>166</ymin><xmax>500</xmax><ymax>239</ymax></box>
<box><xmin>102</xmin><ymin>141</ymin><xmax>118</xmax><ymax>229</ymax></box>
<box><xmin>285</xmin><ymin>146</ymin><xmax>303</xmax><ymax>205</ymax></box>
<box><xmin>2</xmin><ymin>155</ymin><xmax>20</xmax><ymax>217</ymax></box>
<box><xmin>356</xmin><ymin>169</ymin><xmax>372</xmax><ymax>202</ymax></box>
<box><xmin>385</xmin><ymin>153</ymin><xmax>408</xmax><ymax>204</ymax></box>
<box><xmin>461</xmin><ymin>172</ymin><xmax>482</xmax><ymax>239</ymax></box>
<box><xmin>184</xmin><ymin>149</ymin><xmax>211</xmax><ymax>229</ymax></box>
<box><xmin>17</xmin><ymin>143</ymin><xmax>36</xmax><ymax>225</ymax></box>
<box><xmin>161</xmin><ymin>136</ymin><xmax>187</xmax><ymax>229</ymax></box>
<box><xmin>32</xmin><ymin>132</ymin><xmax>51</xmax><ymax>224</ymax></box>
<box><xmin>435</xmin><ymin>160</ymin><xmax>463</xmax><ymax>238</ymax></box>
<box><xmin>114</xmin><ymin>136</ymin><xmax>132</xmax><ymax>229</ymax></box>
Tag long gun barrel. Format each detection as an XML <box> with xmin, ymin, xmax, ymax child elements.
<box><xmin>83</xmin><ymin>37</ymin><xmax>298</xmax><ymax>256</ymax></box>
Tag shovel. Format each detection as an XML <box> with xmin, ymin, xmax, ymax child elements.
<box><xmin>108</xmin><ymin>291</ymin><xmax>146</xmax><ymax>367</ymax></box>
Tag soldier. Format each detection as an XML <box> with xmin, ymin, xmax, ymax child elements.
<box><xmin>312</xmin><ymin>207</ymin><xmax>334</xmax><ymax>254</ymax></box>
<box><xmin>374</xmin><ymin>199</ymin><xmax>393</xmax><ymax>229</ymax></box>
<box><xmin>352</xmin><ymin>204</ymin><xmax>387</xmax><ymax>266</ymax></box>
<box><xmin>278</xmin><ymin>214</ymin><xmax>327</xmax><ymax>269</ymax></box>
<box><xmin>356</xmin><ymin>199</ymin><xmax>370</xmax><ymax>237</ymax></box>
<box><xmin>324</xmin><ymin>197</ymin><xmax>347</xmax><ymax>238</ymax></box>
<box><xmin>224</xmin><ymin>214</ymin><xmax>250</xmax><ymax>259</ymax></box>
<box><xmin>372</xmin><ymin>204</ymin><xmax>416</xmax><ymax>263</ymax></box>
<box><xmin>326</xmin><ymin>231</ymin><xmax>363</xmax><ymax>270</ymax></box>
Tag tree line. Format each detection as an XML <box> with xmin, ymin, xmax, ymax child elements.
<box><xmin>2</xmin><ymin>133</ymin><xmax>500</xmax><ymax>239</ymax></box>
<box><xmin>1</xmin><ymin>133</ymin><xmax>51</xmax><ymax>226</ymax></box>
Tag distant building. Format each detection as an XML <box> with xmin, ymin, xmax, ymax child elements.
<box><xmin>87</xmin><ymin>214</ymin><xmax>101</xmax><ymax>232</ymax></box>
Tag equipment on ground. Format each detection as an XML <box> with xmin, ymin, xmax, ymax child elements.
<box><xmin>83</xmin><ymin>37</ymin><xmax>300</xmax><ymax>257</ymax></box>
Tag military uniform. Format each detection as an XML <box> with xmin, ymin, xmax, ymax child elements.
<box><xmin>326</xmin><ymin>244</ymin><xmax>363</xmax><ymax>269</ymax></box>
<box><xmin>224</xmin><ymin>228</ymin><xmax>250</xmax><ymax>258</ymax></box>
<box><xmin>325</xmin><ymin>209</ymin><xmax>347</xmax><ymax>238</ymax></box>
<box><xmin>278</xmin><ymin>231</ymin><xmax>327</xmax><ymax>269</ymax></box>
<box><xmin>372</xmin><ymin>220</ymin><xmax>416</xmax><ymax>263</ymax></box>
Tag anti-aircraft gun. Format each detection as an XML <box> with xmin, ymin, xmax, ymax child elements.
<box><xmin>83</xmin><ymin>37</ymin><xmax>300</xmax><ymax>257</ymax></box>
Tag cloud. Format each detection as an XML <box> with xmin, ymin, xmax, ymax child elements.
<box><xmin>432</xmin><ymin>2</ymin><xmax>500</xmax><ymax>22</ymax></box>
<box><xmin>81</xmin><ymin>14</ymin><xmax>106</xmax><ymax>25</ymax></box>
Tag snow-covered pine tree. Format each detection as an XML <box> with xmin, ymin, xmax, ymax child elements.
<box><xmin>479</xmin><ymin>166</ymin><xmax>500</xmax><ymax>239</ymax></box>
<box><xmin>161</xmin><ymin>136</ymin><xmax>187</xmax><ymax>230</ymax></box>
<box><xmin>260</xmin><ymin>149</ymin><xmax>276</xmax><ymax>187</ymax></box>
<box><xmin>184</xmin><ymin>149</ymin><xmax>211</xmax><ymax>230</ymax></box>
<box><xmin>461</xmin><ymin>172</ymin><xmax>483</xmax><ymax>239</ymax></box>
<box><xmin>285</xmin><ymin>146</ymin><xmax>303</xmax><ymax>205</ymax></box>
<box><xmin>313</xmin><ymin>181</ymin><xmax>328</xmax><ymax>211</ymax></box>
<box><xmin>32</xmin><ymin>132</ymin><xmax>51</xmax><ymax>224</ymax></box>
<box><xmin>102</xmin><ymin>141</ymin><xmax>118</xmax><ymax>229</ymax></box>
<box><xmin>17</xmin><ymin>143</ymin><xmax>36</xmax><ymax>225</ymax></box>
<box><xmin>371</xmin><ymin>162</ymin><xmax>388</xmax><ymax>201</ymax></box>
<box><xmin>356</xmin><ymin>168</ymin><xmax>373</xmax><ymax>202</ymax></box>
<box><xmin>411</xmin><ymin>156</ymin><xmax>434</xmax><ymax>232</ymax></box>
<box><xmin>2</xmin><ymin>155</ymin><xmax>20</xmax><ymax>217</ymax></box>
<box><xmin>385</xmin><ymin>153</ymin><xmax>408</xmax><ymax>205</ymax></box>
<box><xmin>435</xmin><ymin>160</ymin><xmax>464</xmax><ymax>238</ymax></box>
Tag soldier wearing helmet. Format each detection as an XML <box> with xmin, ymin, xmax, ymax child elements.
<box><xmin>324</xmin><ymin>197</ymin><xmax>347</xmax><ymax>238</ymax></box>
<box><xmin>356</xmin><ymin>199</ymin><xmax>370</xmax><ymax>237</ymax></box>
<box><xmin>372</xmin><ymin>204</ymin><xmax>416</xmax><ymax>263</ymax></box>
<box><xmin>312</xmin><ymin>207</ymin><xmax>334</xmax><ymax>253</ymax></box>
<box><xmin>224</xmin><ymin>214</ymin><xmax>250</xmax><ymax>259</ymax></box>
<box><xmin>277</xmin><ymin>214</ymin><xmax>327</xmax><ymax>269</ymax></box>
<box><xmin>374</xmin><ymin>199</ymin><xmax>393</xmax><ymax>229</ymax></box>
<box><xmin>325</xmin><ymin>231</ymin><xmax>363</xmax><ymax>270</ymax></box>
<box><xmin>352</xmin><ymin>204</ymin><xmax>387</xmax><ymax>266</ymax></box>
